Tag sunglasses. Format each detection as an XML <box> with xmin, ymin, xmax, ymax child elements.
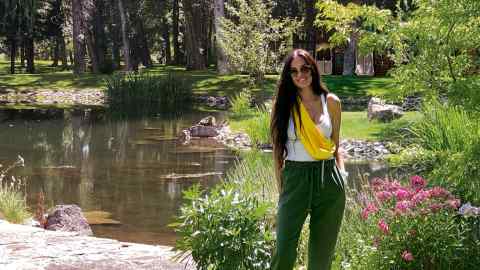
<box><xmin>289</xmin><ymin>65</ymin><xmax>312</xmax><ymax>77</ymax></box>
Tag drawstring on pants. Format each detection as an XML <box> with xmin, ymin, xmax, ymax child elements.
<box><xmin>304</xmin><ymin>159</ymin><xmax>328</xmax><ymax>213</ymax></box>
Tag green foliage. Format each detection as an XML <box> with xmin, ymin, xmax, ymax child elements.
<box><xmin>317</xmin><ymin>0</ymin><xmax>480</xmax><ymax>110</ymax></box>
<box><xmin>105</xmin><ymin>72</ymin><xmax>193</xmax><ymax>117</ymax></box>
<box><xmin>229</xmin><ymin>87</ymin><xmax>254</xmax><ymax>119</ymax></box>
<box><xmin>336</xmin><ymin>176</ymin><xmax>480</xmax><ymax>270</ymax></box>
<box><xmin>388</xmin><ymin>101</ymin><xmax>480</xmax><ymax>204</ymax></box>
<box><xmin>172</xmin><ymin>151</ymin><xmax>277</xmax><ymax>269</ymax></box>
<box><xmin>0</xmin><ymin>156</ymin><xmax>30</xmax><ymax>224</ymax></box>
<box><xmin>410</xmin><ymin>100</ymin><xmax>478</xmax><ymax>152</ymax></box>
<box><xmin>219</xmin><ymin>0</ymin><xmax>301</xmax><ymax>82</ymax></box>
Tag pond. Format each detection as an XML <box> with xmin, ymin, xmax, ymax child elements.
<box><xmin>0</xmin><ymin>107</ymin><xmax>394</xmax><ymax>246</ymax></box>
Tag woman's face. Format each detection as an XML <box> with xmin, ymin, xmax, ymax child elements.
<box><xmin>290</xmin><ymin>56</ymin><xmax>313</xmax><ymax>90</ymax></box>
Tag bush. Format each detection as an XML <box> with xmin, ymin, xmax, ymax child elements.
<box><xmin>172</xmin><ymin>183</ymin><xmax>275</xmax><ymax>270</ymax></box>
<box><xmin>105</xmin><ymin>72</ymin><xmax>193</xmax><ymax>117</ymax></box>
<box><xmin>336</xmin><ymin>176</ymin><xmax>480</xmax><ymax>270</ymax></box>
<box><xmin>229</xmin><ymin>88</ymin><xmax>254</xmax><ymax>119</ymax></box>
<box><xmin>388</xmin><ymin>100</ymin><xmax>480</xmax><ymax>204</ymax></box>
<box><xmin>172</xmin><ymin>151</ymin><xmax>277</xmax><ymax>269</ymax></box>
<box><xmin>0</xmin><ymin>156</ymin><xmax>30</xmax><ymax>224</ymax></box>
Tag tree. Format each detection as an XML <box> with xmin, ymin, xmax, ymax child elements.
<box><xmin>317</xmin><ymin>0</ymin><xmax>480</xmax><ymax>110</ymax></box>
<box><xmin>72</xmin><ymin>0</ymin><xmax>87</xmax><ymax>74</ymax></box>
<box><xmin>214</xmin><ymin>0</ymin><xmax>228</xmax><ymax>74</ymax></box>
<box><xmin>117</xmin><ymin>0</ymin><xmax>134</xmax><ymax>71</ymax></box>
<box><xmin>182</xmin><ymin>0</ymin><xmax>211</xmax><ymax>70</ymax></box>
<box><xmin>219</xmin><ymin>0</ymin><xmax>300</xmax><ymax>82</ymax></box>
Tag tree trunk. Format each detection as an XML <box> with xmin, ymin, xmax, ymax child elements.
<box><xmin>304</xmin><ymin>0</ymin><xmax>316</xmax><ymax>53</ymax></box>
<box><xmin>8</xmin><ymin>36</ymin><xmax>16</xmax><ymax>74</ymax></box>
<box><xmin>343</xmin><ymin>31</ymin><xmax>358</xmax><ymax>76</ymax></box>
<box><xmin>109</xmin><ymin>0</ymin><xmax>121</xmax><ymax>69</ymax></box>
<box><xmin>21</xmin><ymin>42</ymin><xmax>26</xmax><ymax>68</ymax></box>
<box><xmin>162</xmin><ymin>17</ymin><xmax>171</xmax><ymax>65</ymax></box>
<box><xmin>92</xmin><ymin>0</ymin><xmax>109</xmax><ymax>72</ymax></box>
<box><xmin>117</xmin><ymin>0</ymin><xmax>134</xmax><ymax>71</ymax></box>
<box><xmin>52</xmin><ymin>37</ymin><xmax>60</xmax><ymax>67</ymax></box>
<box><xmin>172</xmin><ymin>0</ymin><xmax>181</xmax><ymax>65</ymax></box>
<box><xmin>137</xmin><ymin>20</ymin><xmax>152</xmax><ymax>67</ymax></box>
<box><xmin>72</xmin><ymin>0</ymin><xmax>87</xmax><ymax>74</ymax></box>
<box><xmin>25</xmin><ymin>37</ymin><xmax>35</xmax><ymax>73</ymax></box>
<box><xmin>214</xmin><ymin>0</ymin><xmax>228</xmax><ymax>74</ymax></box>
<box><xmin>86</xmin><ymin>32</ymin><xmax>99</xmax><ymax>73</ymax></box>
<box><xmin>59</xmin><ymin>35</ymin><xmax>68</xmax><ymax>69</ymax></box>
<box><xmin>183</xmin><ymin>0</ymin><xmax>208</xmax><ymax>70</ymax></box>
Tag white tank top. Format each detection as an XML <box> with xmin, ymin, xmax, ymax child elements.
<box><xmin>286</xmin><ymin>94</ymin><xmax>333</xmax><ymax>161</ymax></box>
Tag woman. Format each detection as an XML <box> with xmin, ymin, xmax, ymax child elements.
<box><xmin>270</xmin><ymin>49</ymin><xmax>346</xmax><ymax>270</ymax></box>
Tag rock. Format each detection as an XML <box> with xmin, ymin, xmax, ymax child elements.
<box><xmin>198</xmin><ymin>116</ymin><xmax>216</xmax><ymax>126</ymax></box>
<box><xmin>189</xmin><ymin>125</ymin><xmax>219</xmax><ymax>137</ymax></box>
<box><xmin>367</xmin><ymin>97</ymin><xmax>404</xmax><ymax>122</ymax></box>
<box><xmin>0</xmin><ymin>222</ymin><xmax>191</xmax><ymax>270</ymax></box>
<box><xmin>45</xmin><ymin>205</ymin><xmax>93</xmax><ymax>236</ymax></box>
<box><xmin>196</xmin><ymin>95</ymin><xmax>230</xmax><ymax>109</ymax></box>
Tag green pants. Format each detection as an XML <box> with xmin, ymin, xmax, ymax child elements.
<box><xmin>271</xmin><ymin>159</ymin><xmax>346</xmax><ymax>270</ymax></box>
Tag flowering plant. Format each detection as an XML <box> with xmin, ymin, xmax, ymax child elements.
<box><xmin>355</xmin><ymin>175</ymin><xmax>480</xmax><ymax>270</ymax></box>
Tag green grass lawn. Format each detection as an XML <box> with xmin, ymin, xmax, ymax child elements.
<box><xmin>0</xmin><ymin>60</ymin><xmax>395</xmax><ymax>99</ymax></box>
<box><xmin>229</xmin><ymin>110</ymin><xmax>422</xmax><ymax>141</ymax></box>
<box><xmin>341</xmin><ymin>111</ymin><xmax>422</xmax><ymax>140</ymax></box>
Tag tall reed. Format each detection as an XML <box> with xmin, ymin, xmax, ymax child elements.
<box><xmin>410</xmin><ymin>99</ymin><xmax>478</xmax><ymax>152</ymax></box>
<box><xmin>105</xmin><ymin>72</ymin><xmax>193</xmax><ymax>117</ymax></box>
<box><xmin>0</xmin><ymin>156</ymin><xmax>30</xmax><ymax>224</ymax></box>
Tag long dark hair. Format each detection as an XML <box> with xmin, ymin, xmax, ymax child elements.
<box><xmin>270</xmin><ymin>49</ymin><xmax>329</xmax><ymax>166</ymax></box>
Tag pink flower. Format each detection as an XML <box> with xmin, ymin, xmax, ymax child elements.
<box><xmin>410</xmin><ymin>175</ymin><xmax>426</xmax><ymax>191</ymax></box>
<box><xmin>394</xmin><ymin>188</ymin><xmax>411</xmax><ymax>201</ymax></box>
<box><xmin>376</xmin><ymin>191</ymin><xmax>393</xmax><ymax>202</ymax></box>
<box><xmin>361</xmin><ymin>202</ymin><xmax>378</xmax><ymax>220</ymax></box>
<box><xmin>429</xmin><ymin>203</ymin><xmax>443</xmax><ymax>213</ymax></box>
<box><xmin>446</xmin><ymin>199</ymin><xmax>461</xmax><ymax>209</ymax></box>
<box><xmin>395</xmin><ymin>200</ymin><xmax>411</xmax><ymax>213</ymax></box>
<box><xmin>386</xmin><ymin>180</ymin><xmax>402</xmax><ymax>192</ymax></box>
<box><xmin>378</xmin><ymin>219</ymin><xmax>390</xmax><ymax>234</ymax></box>
<box><xmin>429</xmin><ymin>187</ymin><xmax>450</xmax><ymax>199</ymax></box>
<box><xmin>411</xmin><ymin>190</ymin><xmax>430</xmax><ymax>206</ymax></box>
<box><xmin>402</xmin><ymin>250</ymin><xmax>414</xmax><ymax>262</ymax></box>
<box><xmin>371</xmin><ymin>177</ymin><xmax>384</xmax><ymax>191</ymax></box>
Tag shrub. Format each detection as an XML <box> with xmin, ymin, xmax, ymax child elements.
<box><xmin>172</xmin><ymin>183</ymin><xmax>275</xmax><ymax>270</ymax></box>
<box><xmin>105</xmin><ymin>72</ymin><xmax>193</xmax><ymax>117</ymax></box>
<box><xmin>388</xmin><ymin>100</ymin><xmax>480</xmax><ymax>204</ymax></box>
<box><xmin>172</xmin><ymin>151</ymin><xmax>277</xmax><ymax>269</ymax></box>
<box><xmin>336</xmin><ymin>175</ymin><xmax>480</xmax><ymax>270</ymax></box>
<box><xmin>229</xmin><ymin>87</ymin><xmax>254</xmax><ymax>119</ymax></box>
<box><xmin>0</xmin><ymin>156</ymin><xmax>30</xmax><ymax>224</ymax></box>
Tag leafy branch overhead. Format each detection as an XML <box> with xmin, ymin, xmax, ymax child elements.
<box><xmin>219</xmin><ymin>0</ymin><xmax>301</xmax><ymax>83</ymax></box>
<box><xmin>316</xmin><ymin>0</ymin><xmax>480</xmax><ymax>110</ymax></box>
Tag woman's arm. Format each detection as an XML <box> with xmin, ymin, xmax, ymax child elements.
<box><xmin>327</xmin><ymin>94</ymin><xmax>345</xmax><ymax>171</ymax></box>
<box><xmin>272</xmin><ymin>145</ymin><xmax>284</xmax><ymax>194</ymax></box>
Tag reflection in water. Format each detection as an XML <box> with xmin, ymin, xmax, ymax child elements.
<box><xmin>0</xmin><ymin>108</ymin><xmax>234</xmax><ymax>246</ymax></box>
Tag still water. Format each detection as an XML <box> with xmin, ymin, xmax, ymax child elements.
<box><xmin>0</xmin><ymin>107</ymin><xmax>392</xmax><ymax>246</ymax></box>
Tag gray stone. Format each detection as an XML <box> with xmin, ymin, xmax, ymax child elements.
<box><xmin>189</xmin><ymin>125</ymin><xmax>219</xmax><ymax>137</ymax></box>
<box><xmin>198</xmin><ymin>116</ymin><xmax>216</xmax><ymax>126</ymax></box>
<box><xmin>45</xmin><ymin>204</ymin><xmax>93</xmax><ymax>236</ymax></box>
<box><xmin>0</xmin><ymin>222</ymin><xmax>192</xmax><ymax>270</ymax></box>
<box><xmin>367</xmin><ymin>97</ymin><xmax>404</xmax><ymax>122</ymax></box>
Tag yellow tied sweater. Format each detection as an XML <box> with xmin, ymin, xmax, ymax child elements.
<box><xmin>292</xmin><ymin>97</ymin><xmax>336</xmax><ymax>160</ymax></box>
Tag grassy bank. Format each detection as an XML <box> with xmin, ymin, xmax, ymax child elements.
<box><xmin>1</xmin><ymin>60</ymin><xmax>395</xmax><ymax>99</ymax></box>
<box><xmin>230</xmin><ymin>109</ymin><xmax>421</xmax><ymax>141</ymax></box>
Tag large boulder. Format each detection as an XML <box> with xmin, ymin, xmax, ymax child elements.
<box><xmin>45</xmin><ymin>204</ymin><xmax>93</xmax><ymax>236</ymax></box>
<box><xmin>367</xmin><ymin>97</ymin><xmax>404</xmax><ymax>122</ymax></box>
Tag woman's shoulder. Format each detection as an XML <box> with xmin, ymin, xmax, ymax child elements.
<box><xmin>326</xmin><ymin>93</ymin><xmax>341</xmax><ymax>106</ymax></box>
